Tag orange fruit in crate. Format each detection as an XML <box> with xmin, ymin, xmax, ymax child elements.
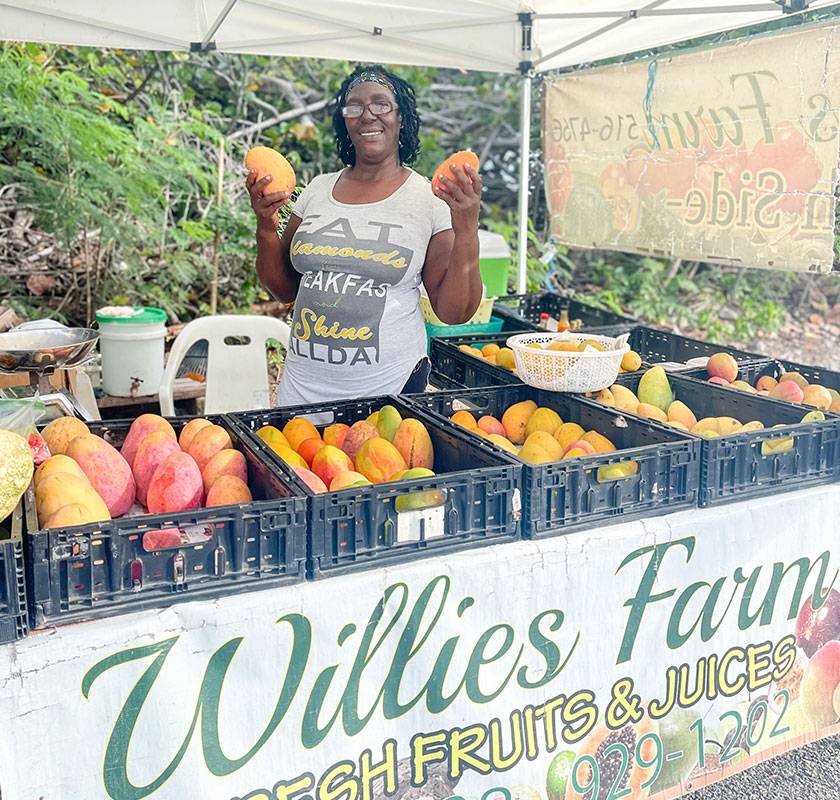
<box><xmin>482</xmin><ymin>343</ymin><xmax>500</xmax><ymax>357</ymax></box>
<box><xmin>298</xmin><ymin>437</ymin><xmax>327</xmax><ymax>466</ymax></box>
<box><xmin>451</xmin><ymin>410</ymin><xmax>478</xmax><ymax>431</ymax></box>
<box><xmin>283</xmin><ymin>418</ymin><xmax>321</xmax><ymax>452</ymax></box>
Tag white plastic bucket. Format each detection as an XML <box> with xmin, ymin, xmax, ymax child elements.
<box><xmin>95</xmin><ymin>306</ymin><xmax>166</xmax><ymax>397</ymax></box>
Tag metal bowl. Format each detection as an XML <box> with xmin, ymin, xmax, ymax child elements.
<box><xmin>0</xmin><ymin>328</ymin><xmax>99</xmax><ymax>373</ymax></box>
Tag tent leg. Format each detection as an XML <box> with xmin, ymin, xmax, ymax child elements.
<box><xmin>516</xmin><ymin>72</ymin><xmax>532</xmax><ymax>295</ymax></box>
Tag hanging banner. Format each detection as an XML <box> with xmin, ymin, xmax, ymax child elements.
<box><xmin>1</xmin><ymin>485</ymin><xmax>840</xmax><ymax>800</ymax></box>
<box><xmin>543</xmin><ymin>25</ymin><xmax>840</xmax><ymax>272</ymax></box>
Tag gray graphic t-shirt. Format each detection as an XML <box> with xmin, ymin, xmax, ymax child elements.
<box><xmin>277</xmin><ymin>169</ymin><xmax>452</xmax><ymax>406</ymax></box>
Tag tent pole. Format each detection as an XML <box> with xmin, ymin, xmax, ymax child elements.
<box><xmin>516</xmin><ymin>71</ymin><xmax>532</xmax><ymax>294</ymax></box>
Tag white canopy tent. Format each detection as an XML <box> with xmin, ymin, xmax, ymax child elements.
<box><xmin>1</xmin><ymin>0</ymin><xmax>837</xmax><ymax>290</ymax></box>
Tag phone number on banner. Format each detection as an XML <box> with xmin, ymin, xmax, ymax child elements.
<box><xmin>550</xmin><ymin>115</ymin><xmax>644</xmax><ymax>144</ymax></box>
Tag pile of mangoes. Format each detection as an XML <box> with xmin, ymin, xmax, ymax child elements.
<box><xmin>590</xmin><ymin>364</ymin><xmax>825</xmax><ymax>453</ymax></box>
<box><xmin>35</xmin><ymin>414</ymin><xmax>253</xmax><ymax>528</ymax></box>
<box><xmin>449</xmin><ymin>400</ymin><xmax>637</xmax><ymax>479</ymax></box>
<box><xmin>702</xmin><ymin>352</ymin><xmax>839</xmax><ymax>412</ymax></box>
<box><xmin>255</xmin><ymin>404</ymin><xmax>435</xmax><ymax>493</ymax></box>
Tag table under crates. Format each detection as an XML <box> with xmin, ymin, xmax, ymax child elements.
<box><xmin>0</xmin><ymin>482</ymin><xmax>838</xmax><ymax>800</ymax></box>
<box><xmin>1</xmin><ymin>294</ymin><xmax>840</xmax><ymax>800</ymax></box>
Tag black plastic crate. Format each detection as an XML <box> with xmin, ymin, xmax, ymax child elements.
<box><xmin>24</xmin><ymin>416</ymin><xmax>308</xmax><ymax>629</ymax></box>
<box><xmin>625</xmin><ymin>326</ymin><xmax>762</xmax><ymax>370</ymax></box>
<box><xmin>494</xmin><ymin>292</ymin><xmax>637</xmax><ymax>330</ymax></box>
<box><xmin>229</xmin><ymin>396</ymin><xmax>523</xmax><ymax>578</ymax></box>
<box><xmin>609</xmin><ymin>372</ymin><xmax>840</xmax><ymax>505</ymax></box>
<box><xmin>428</xmin><ymin>370</ymin><xmax>467</xmax><ymax>390</ymax></box>
<box><xmin>405</xmin><ymin>385</ymin><xmax>700</xmax><ymax>538</ymax></box>
<box><xmin>429</xmin><ymin>335</ymin><xmax>524</xmax><ymax>389</ymax></box>
<box><xmin>0</xmin><ymin>502</ymin><xmax>28</xmax><ymax>642</ymax></box>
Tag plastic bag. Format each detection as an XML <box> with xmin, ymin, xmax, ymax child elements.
<box><xmin>0</xmin><ymin>399</ymin><xmax>50</xmax><ymax>464</ymax></box>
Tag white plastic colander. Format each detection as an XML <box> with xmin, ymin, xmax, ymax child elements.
<box><xmin>506</xmin><ymin>331</ymin><xmax>630</xmax><ymax>393</ymax></box>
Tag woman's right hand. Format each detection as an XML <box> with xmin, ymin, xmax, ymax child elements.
<box><xmin>246</xmin><ymin>172</ymin><xmax>292</xmax><ymax>231</ymax></box>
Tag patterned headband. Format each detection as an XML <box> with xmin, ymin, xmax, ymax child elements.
<box><xmin>347</xmin><ymin>71</ymin><xmax>395</xmax><ymax>95</ymax></box>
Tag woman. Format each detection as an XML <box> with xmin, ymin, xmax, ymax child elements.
<box><xmin>247</xmin><ymin>65</ymin><xmax>483</xmax><ymax>406</ymax></box>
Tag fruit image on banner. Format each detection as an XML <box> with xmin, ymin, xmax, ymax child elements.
<box><xmin>543</xmin><ymin>24</ymin><xmax>840</xmax><ymax>273</ymax></box>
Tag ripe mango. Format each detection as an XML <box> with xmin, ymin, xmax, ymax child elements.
<box><xmin>297</xmin><ymin>437</ymin><xmax>326</xmax><ymax>466</ymax></box>
<box><xmin>502</xmin><ymin>400</ymin><xmax>537</xmax><ymax>444</ymax></box>
<box><xmin>770</xmin><ymin>380</ymin><xmax>805</xmax><ymax>404</ymax></box>
<box><xmin>637</xmin><ymin>366</ymin><xmax>673</xmax><ymax>412</ymax></box>
<box><xmin>597</xmin><ymin>461</ymin><xmax>639</xmax><ymax>481</ymax></box>
<box><xmin>477</xmin><ymin>415</ymin><xmax>505</xmax><ymax>437</ymax></box>
<box><xmin>716</xmin><ymin>417</ymin><xmax>742</xmax><ymax>436</ymax></box>
<box><xmin>36</xmin><ymin>474</ymin><xmax>110</xmax><ymax>526</ymax></box>
<box><xmin>692</xmin><ymin>417</ymin><xmax>720</xmax><ymax>435</ymax></box>
<box><xmin>610</xmin><ymin>384</ymin><xmax>639</xmax><ymax>414</ymax></box>
<box><xmin>42</xmin><ymin>502</ymin><xmax>108</xmax><ymax>529</ymax></box>
<box><xmin>621</xmin><ymin>351</ymin><xmax>642</xmax><ymax>372</ymax></box>
<box><xmin>146</xmin><ymin>452</ymin><xmax>203</xmax><ymax>513</ymax></box>
<box><xmin>803</xmin><ymin>385</ymin><xmax>832</xmax><ymax>410</ymax></box>
<box><xmin>311</xmin><ymin>445</ymin><xmax>354</xmax><ymax>488</ymax></box>
<box><xmin>392</xmin><ymin>419</ymin><xmax>434</xmax><ymax>470</ymax></box>
<box><xmin>179</xmin><ymin>418</ymin><xmax>213</xmax><ymax>452</ymax></box>
<box><xmin>41</xmin><ymin>417</ymin><xmax>90</xmax><ymax>456</ymax></box>
<box><xmin>376</xmin><ymin>405</ymin><xmax>402</xmax><ymax>442</ymax></box>
<box><xmin>581</xmin><ymin>430</ymin><xmax>616</xmax><ymax>454</ymax></box>
<box><xmin>636</xmin><ymin>403</ymin><xmax>668</xmax><ymax>423</ymax></box>
<box><xmin>34</xmin><ymin>454</ymin><xmax>89</xmax><ymax>489</ymax></box>
<box><xmin>756</xmin><ymin>375</ymin><xmax>778</xmax><ymax>392</ymax></box>
<box><xmin>291</xmin><ymin>467</ymin><xmax>328</xmax><ymax>494</ymax></box>
<box><xmin>519</xmin><ymin>431</ymin><xmax>564</xmax><ymax>464</ymax></box>
<box><xmin>355</xmin><ymin>438</ymin><xmax>407</xmax><ymax>484</ymax></box>
<box><xmin>67</xmin><ymin>434</ymin><xmax>136</xmax><ymax>517</ymax></box>
<box><xmin>779</xmin><ymin>372</ymin><xmax>808</xmax><ymax>390</ymax></box>
<box><xmin>485</xmin><ymin>434</ymin><xmax>518</xmax><ymax>454</ymax></box>
<box><xmin>186</xmin><ymin>424</ymin><xmax>232</xmax><ymax>471</ymax></box>
<box><xmin>525</xmin><ymin>407</ymin><xmax>563</xmax><ymax>438</ymax></box>
<box><xmin>496</xmin><ymin>347</ymin><xmax>515</xmax><ymax>370</ymax></box>
<box><xmin>245</xmin><ymin>146</ymin><xmax>296</xmax><ymax>194</ymax></box>
<box><xmin>283</xmin><ymin>418</ymin><xmax>320</xmax><ymax>452</ymax></box>
<box><xmin>563</xmin><ymin>440</ymin><xmax>596</xmax><ymax>459</ymax></box>
<box><xmin>555</xmin><ymin>422</ymin><xmax>586</xmax><ymax>452</ymax></box>
<box><xmin>594</xmin><ymin>388</ymin><xmax>615</xmax><ymax>407</ymax></box>
<box><xmin>707</xmin><ymin>352</ymin><xmax>738</xmax><ymax>383</ymax></box>
<box><xmin>323</xmin><ymin>423</ymin><xmax>349</xmax><ymax>449</ymax></box>
<box><xmin>272</xmin><ymin>444</ymin><xmax>308</xmax><ymax>470</ymax></box>
<box><xmin>256</xmin><ymin>425</ymin><xmax>291</xmax><ymax>453</ymax></box>
<box><xmin>730</xmin><ymin>380</ymin><xmax>756</xmax><ymax>393</ymax></box>
<box><xmin>450</xmin><ymin>410</ymin><xmax>478</xmax><ymax>431</ymax></box>
<box><xmin>330</xmin><ymin>471</ymin><xmax>371</xmax><ymax>491</ymax></box>
<box><xmin>121</xmin><ymin>414</ymin><xmax>176</xmax><ymax>468</ymax></box>
<box><xmin>206</xmin><ymin>475</ymin><xmax>253</xmax><ymax>507</ymax></box>
<box><xmin>133</xmin><ymin>431</ymin><xmax>182</xmax><ymax>507</ymax></box>
<box><xmin>202</xmin><ymin>449</ymin><xmax>247</xmax><ymax>495</ymax></box>
<box><xmin>667</xmin><ymin>400</ymin><xmax>697</xmax><ymax>430</ymax></box>
<box><xmin>342</xmin><ymin>420</ymin><xmax>379</xmax><ymax>461</ymax></box>
<box><xmin>739</xmin><ymin>420</ymin><xmax>765</xmax><ymax>432</ymax></box>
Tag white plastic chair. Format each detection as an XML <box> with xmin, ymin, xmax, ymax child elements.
<box><xmin>158</xmin><ymin>315</ymin><xmax>290</xmax><ymax>415</ymax></box>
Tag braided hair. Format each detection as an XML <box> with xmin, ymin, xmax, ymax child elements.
<box><xmin>333</xmin><ymin>65</ymin><xmax>421</xmax><ymax>167</ymax></box>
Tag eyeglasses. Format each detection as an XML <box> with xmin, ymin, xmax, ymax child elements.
<box><xmin>341</xmin><ymin>101</ymin><xmax>394</xmax><ymax>119</ymax></box>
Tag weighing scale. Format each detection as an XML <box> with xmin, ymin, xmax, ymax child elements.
<box><xmin>0</xmin><ymin>326</ymin><xmax>99</xmax><ymax>420</ymax></box>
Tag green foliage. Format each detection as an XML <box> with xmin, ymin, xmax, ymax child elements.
<box><xmin>574</xmin><ymin>254</ymin><xmax>790</xmax><ymax>343</ymax></box>
<box><xmin>0</xmin><ymin>40</ymin><xmax>830</xmax><ymax>349</ymax></box>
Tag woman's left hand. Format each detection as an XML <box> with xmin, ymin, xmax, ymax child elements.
<box><xmin>433</xmin><ymin>164</ymin><xmax>482</xmax><ymax>234</ymax></box>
